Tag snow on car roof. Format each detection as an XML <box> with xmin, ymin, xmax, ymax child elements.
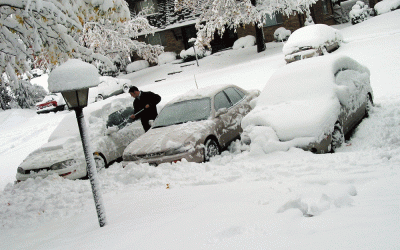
<box><xmin>242</xmin><ymin>55</ymin><xmax>370</xmax><ymax>142</ymax></box>
<box><xmin>169</xmin><ymin>84</ymin><xmax>241</xmax><ymax>103</ymax></box>
<box><xmin>257</xmin><ymin>54</ymin><xmax>369</xmax><ymax>106</ymax></box>
<box><xmin>282</xmin><ymin>24</ymin><xmax>343</xmax><ymax>55</ymax></box>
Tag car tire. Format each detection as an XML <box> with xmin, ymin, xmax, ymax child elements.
<box><xmin>331</xmin><ymin>122</ymin><xmax>344</xmax><ymax>153</ymax></box>
<box><xmin>204</xmin><ymin>138</ymin><xmax>220</xmax><ymax>162</ymax></box>
<box><xmin>94</xmin><ymin>153</ymin><xmax>107</xmax><ymax>171</ymax></box>
<box><xmin>365</xmin><ymin>94</ymin><xmax>373</xmax><ymax>118</ymax></box>
<box><xmin>96</xmin><ymin>94</ymin><xmax>104</xmax><ymax>102</ymax></box>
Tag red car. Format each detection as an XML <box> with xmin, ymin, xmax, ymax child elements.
<box><xmin>36</xmin><ymin>93</ymin><xmax>67</xmax><ymax>114</ymax></box>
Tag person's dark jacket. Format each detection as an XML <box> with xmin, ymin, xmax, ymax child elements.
<box><xmin>133</xmin><ymin>91</ymin><xmax>161</xmax><ymax>122</ymax></box>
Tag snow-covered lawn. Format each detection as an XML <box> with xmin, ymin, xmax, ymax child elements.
<box><xmin>1</xmin><ymin>10</ymin><xmax>400</xmax><ymax>249</ymax></box>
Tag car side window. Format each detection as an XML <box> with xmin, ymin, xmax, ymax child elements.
<box><xmin>223</xmin><ymin>87</ymin><xmax>244</xmax><ymax>105</ymax></box>
<box><xmin>214</xmin><ymin>91</ymin><xmax>232</xmax><ymax>111</ymax></box>
<box><xmin>107</xmin><ymin>107</ymin><xmax>134</xmax><ymax>129</ymax></box>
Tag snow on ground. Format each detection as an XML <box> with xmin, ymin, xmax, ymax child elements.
<box><xmin>1</xmin><ymin>10</ymin><xmax>400</xmax><ymax>249</ymax></box>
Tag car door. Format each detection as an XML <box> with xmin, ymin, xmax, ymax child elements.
<box><xmin>222</xmin><ymin>87</ymin><xmax>251</xmax><ymax>135</ymax></box>
<box><xmin>335</xmin><ymin>69</ymin><xmax>366</xmax><ymax>134</ymax></box>
<box><xmin>213</xmin><ymin>90</ymin><xmax>234</xmax><ymax>147</ymax></box>
<box><xmin>213</xmin><ymin>87</ymin><xmax>250</xmax><ymax>147</ymax></box>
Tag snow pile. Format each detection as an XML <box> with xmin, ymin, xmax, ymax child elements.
<box><xmin>273</xmin><ymin>27</ymin><xmax>291</xmax><ymax>42</ymax></box>
<box><xmin>158</xmin><ymin>52</ymin><xmax>177</xmax><ymax>65</ymax></box>
<box><xmin>374</xmin><ymin>0</ymin><xmax>400</xmax><ymax>15</ymax></box>
<box><xmin>232</xmin><ymin>36</ymin><xmax>256</xmax><ymax>50</ymax></box>
<box><xmin>126</xmin><ymin>60</ymin><xmax>150</xmax><ymax>73</ymax></box>
<box><xmin>48</xmin><ymin>59</ymin><xmax>100</xmax><ymax>92</ymax></box>
<box><xmin>282</xmin><ymin>24</ymin><xmax>343</xmax><ymax>55</ymax></box>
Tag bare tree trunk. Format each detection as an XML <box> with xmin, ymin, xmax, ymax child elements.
<box><xmin>251</xmin><ymin>0</ymin><xmax>266</xmax><ymax>53</ymax></box>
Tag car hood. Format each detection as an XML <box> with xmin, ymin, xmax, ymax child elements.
<box><xmin>18</xmin><ymin>137</ymin><xmax>84</xmax><ymax>170</ymax></box>
<box><xmin>124</xmin><ymin>120</ymin><xmax>214</xmax><ymax>155</ymax></box>
<box><xmin>242</xmin><ymin>95</ymin><xmax>341</xmax><ymax>142</ymax></box>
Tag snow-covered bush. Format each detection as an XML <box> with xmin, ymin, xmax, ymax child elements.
<box><xmin>274</xmin><ymin>27</ymin><xmax>291</xmax><ymax>42</ymax></box>
<box><xmin>126</xmin><ymin>60</ymin><xmax>150</xmax><ymax>73</ymax></box>
<box><xmin>180</xmin><ymin>46</ymin><xmax>210</xmax><ymax>62</ymax></box>
<box><xmin>158</xmin><ymin>52</ymin><xmax>177</xmax><ymax>65</ymax></box>
<box><xmin>350</xmin><ymin>1</ymin><xmax>370</xmax><ymax>24</ymax></box>
<box><xmin>374</xmin><ymin>0</ymin><xmax>400</xmax><ymax>15</ymax></box>
<box><xmin>232</xmin><ymin>36</ymin><xmax>256</xmax><ymax>50</ymax></box>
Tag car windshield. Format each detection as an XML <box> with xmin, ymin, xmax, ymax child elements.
<box><xmin>153</xmin><ymin>98</ymin><xmax>211</xmax><ymax>128</ymax></box>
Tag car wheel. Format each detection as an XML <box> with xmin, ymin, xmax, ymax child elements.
<box><xmin>94</xmin><ymin>153</ymin><xmax>107</xmax><ymax>171</ymax></box>
<box><xmin>123</xmin><ymin>84</ymin><xmax>130</xmax><ymax>93</ymax></box>
<box><xmin>204</xmin><ymin>139</ymin><xmax>220</xmax><ymax>162</ymax></box>
<box><xmin>365</xmin><ymin>94</ymin><xmax>373</xmax><ymax>117</ymax></box>
<box><xmin>331</xmin><ymin>122</ymin><xmax>344</xmax><ymax>153</ymax></box>
<box><xmin>96</xmin><ymin>94</ymin><xmax>104</xmax><ymax>102</ymax></box>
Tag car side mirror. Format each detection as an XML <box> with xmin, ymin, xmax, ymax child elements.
<box><xmin>215</xmin><ymin>108</ymin><xmax>228</xmax><ymax>118</ymax></box>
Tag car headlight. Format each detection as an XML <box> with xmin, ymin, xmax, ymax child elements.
<box><xmin>50</xmin><ymin>159</ymin><xmax>76</xmax><ymax>171</ymax></box>
<box><xmin>165</xmin><ymin>142</ymin><xmax>193</xmax><ymax>156</ymax></box>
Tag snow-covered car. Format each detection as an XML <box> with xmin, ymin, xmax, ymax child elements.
<box><xmin>94</xmin><ymin>76</ymin><xmax>132</xmax><ymax>101</ymax></box>
<box><xmin>36</xmin><ymin>93</ymin><xmax>67</xmax><ymax>114</ymax></box>
<box><xmin>16</xmin><ymin>97</ymin><xmax>145</xmax><ymax>182</ymax></box>
<box><xmin>241</xmin><ymin>55</ymin><xmax>373</xmax><ymax>154</ymax></box>
<box><xmin>282</xmin><ymin>24</ymin><xmax>343</xmax><ymax>64</ymax></box>
<box><xmin>122</xmin><ymin>84</ymin><xmax>260</xmax><ymax>166</ymax></box>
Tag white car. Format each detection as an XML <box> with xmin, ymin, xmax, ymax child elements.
<box><xmin>241</xmin><ymin>55</ymin><xmax>373</xmax><ymax>154</ymax></box>
<box><xmin>36</xmin><ymin>93</ymin><xmax>67</xmax><ymax>114</ymax></box>
<box><xmin>282</xmin><ymin>24</ymin><xmax>343</xmax><ymax>63</ymax></box>
<box><xmin>16</xmin><ymin>97</ymin><xmax>144</xmax><ymax>182</ymax></box>
<box><xmin>95</xmin><ymin>76</ymin><xmax>132</xmax><ymax>101</ymax></box>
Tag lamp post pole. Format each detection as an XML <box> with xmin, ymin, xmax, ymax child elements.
<box><xmin>75</xmin><ymin>107</ymin><xmax>107</xmax><ymax>227</ymax></box>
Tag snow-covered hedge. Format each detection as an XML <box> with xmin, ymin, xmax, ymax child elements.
<box><xmin>158</xmin><ymin>52</ymin><xmax>177</xmax><ymax>65</ymax></box>
<box><xmin>374</xmin><ymin>0</ymin><xmax>400</xmax><ymax>15</ymax></box>
<box><xmin>126</xmin><ymin>60</ymin><xmax>150</xmax><ymax>73</ymax></box>
<box><xmin>232</xmin><ymin>36</ymin><xmax>256</xmax><ymax>49</ymax></box>
<box><xmin>273</xmin><ymin>28</ymin><xmax>291</xmax><ymax>42</ymax></box>
<box><xmin>180</xmin><ymin>46</ymin><xmax>210</xmax><ymax>62</ymax></box>
<box><xmin>350</xmin><ymin>1</ymin><xmax>371</xmax><ymax>24</ymax></box>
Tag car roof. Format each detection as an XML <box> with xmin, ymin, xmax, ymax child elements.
<box><xmin>256</xmin><ymin>55</ymin><xmax>370</xmax><ymax>107</ymax></box>
<box><xmin>168</xmin><ymin>84</ymin><xmax>242</xmax><ymax>104</ymax></box>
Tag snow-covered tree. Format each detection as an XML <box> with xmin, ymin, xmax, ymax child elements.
<box><xmin>175</xmin><ymin>0</ymin><xmax>317</xmax><ymax>50</ymax></box>
<box><xmin>0</xmin><ymin>0</ymin><xmax>162</xmax><ymax>103</ymax></box>
<box><xmin>80</xmin><ymin>14</ymin><xmax>163</xmax><ymax>75</ymax></box>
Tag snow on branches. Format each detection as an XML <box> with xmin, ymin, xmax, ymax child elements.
<box><xmin>175</xmin><ymin>0</ymin><xmax>317</xmax><ymax>48</ymax></box>
<box><xmin>0</xmin><ymin>0</ymin><xmax>161</xmax><ymax>89</ymax></box>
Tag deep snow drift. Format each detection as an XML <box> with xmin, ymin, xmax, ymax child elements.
<box><xmin>1</xmin><ymin>10</ymin><xmax>400</xmax><ymax>250</ymax></box>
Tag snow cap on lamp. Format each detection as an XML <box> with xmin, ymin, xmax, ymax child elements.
<box><xmin>48</xmin><ymin>59</ymin><xmax>99</xmax><ymax>93</ymax></box>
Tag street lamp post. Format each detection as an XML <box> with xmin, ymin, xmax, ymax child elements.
<box><xmin>48</xmin><ymin>59</ymin><xmax>107</xmax><ymax>227</ymax></box>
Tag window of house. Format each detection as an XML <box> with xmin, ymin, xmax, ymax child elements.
<box><xmin>322</xmin><ymin>0</ymin><xmax>329</xmax><ymax>14</ymax></box>
<box><xmin>263</xmin><ymin>12</ymin><xmax>283</xmax><ymax>27</ymax></box>
<box><xmin>145</xmin><ymin>33</ymin><xmax>163</xmax><ymax>46</ymax></box>
<box><xmin>135</xmin><ymin>0</ymin><xmax>158</xmax><ymax>15</ymax></box>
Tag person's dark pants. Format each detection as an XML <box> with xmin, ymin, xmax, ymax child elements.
<box><xmin>141</xmin><ymin>119</ymin><xmax>151</xmax><ymax>132</ymax></box>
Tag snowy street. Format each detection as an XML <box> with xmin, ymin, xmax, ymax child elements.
<box><xmin>1</xmin><ymin>11</ymin><xmax>400</xmax><ymax>249</ymax></box>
